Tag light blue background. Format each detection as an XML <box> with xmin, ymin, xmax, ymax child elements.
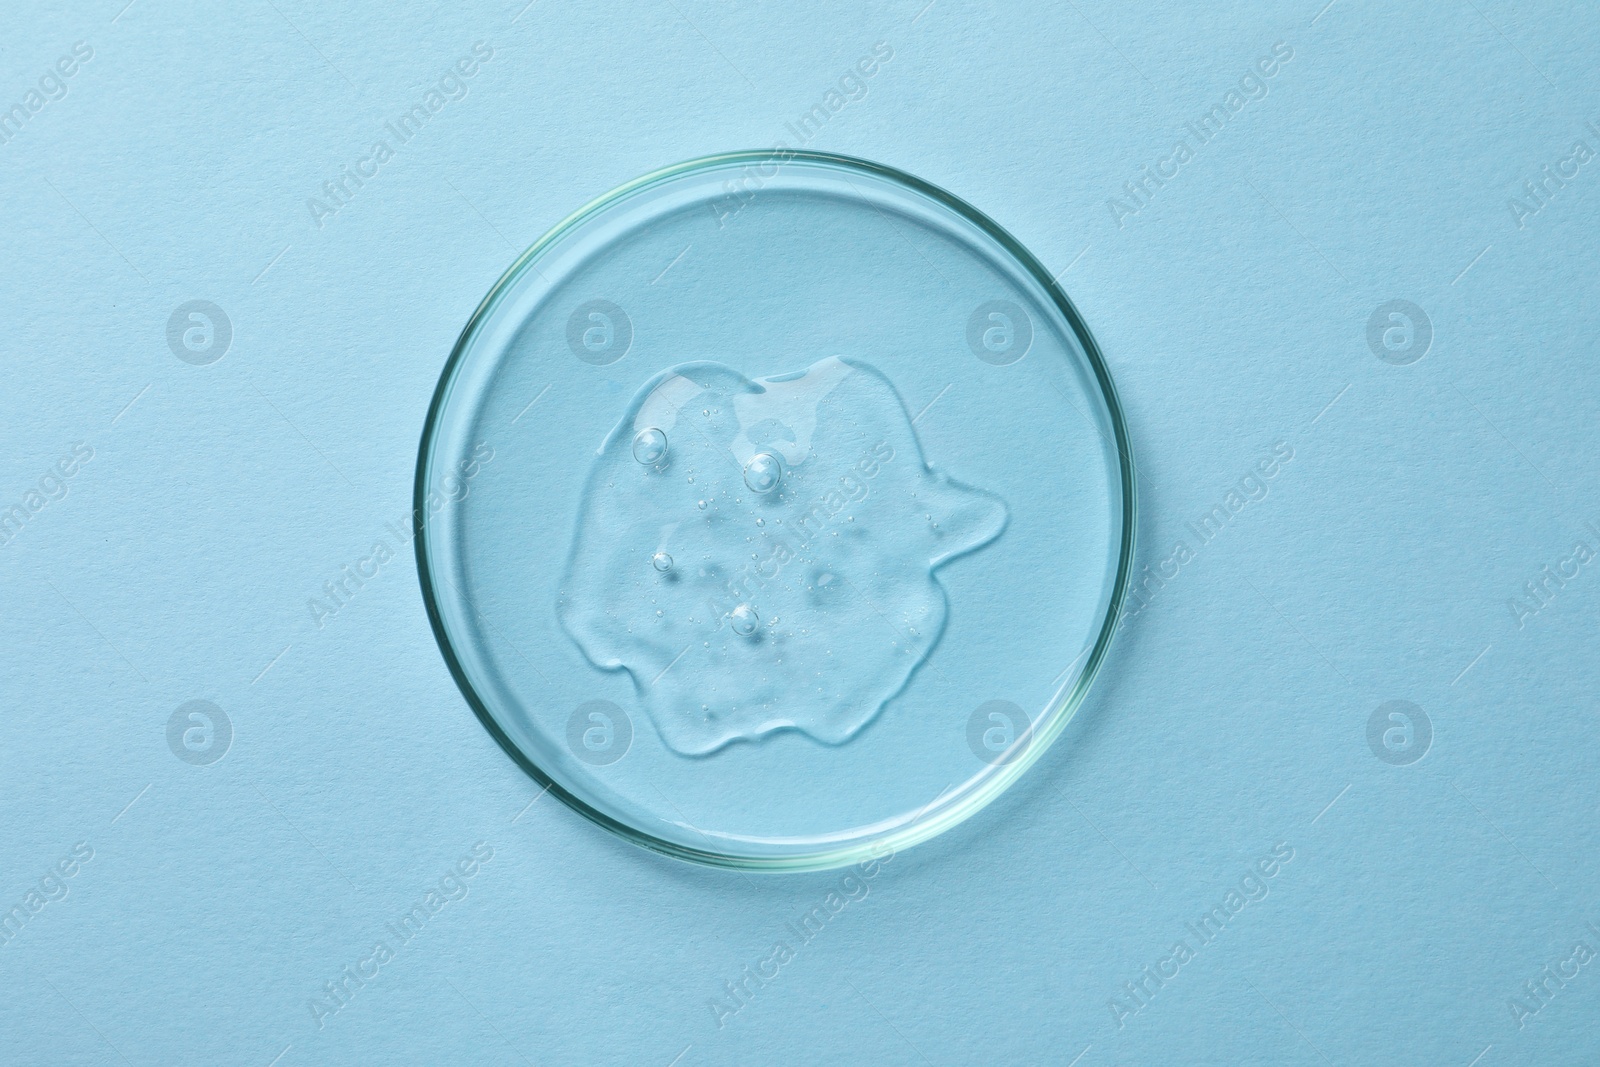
<box><xmin>3</xmin><ymin>1</ymin><xmax>1598</xmax><ymax>1063</ymax></box>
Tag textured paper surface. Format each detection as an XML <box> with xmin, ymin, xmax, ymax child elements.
<box><xmin>2</xmin><ymin>1</ymin><xmax>1597</xmax><ymax>1063</ymax></box>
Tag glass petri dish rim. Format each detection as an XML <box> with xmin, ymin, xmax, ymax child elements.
<box><xmin>413</xmin><ymin>148</ymin><xmax>1138</xmax><ymax>872</ymax></box>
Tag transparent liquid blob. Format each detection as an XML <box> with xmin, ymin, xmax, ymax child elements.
<box><xmin>558</xmin><ymin>358</ymin><xmax>1006</xmax><ymax>755</ymax></box>
<box><xmin>415</xmin><ymin>152</ymin><xmax>1134</xmax><ymax>870</ymax></box>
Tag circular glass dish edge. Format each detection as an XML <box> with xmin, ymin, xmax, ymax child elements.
<box><xmin>413</xmin><ymin>149</ymin><xmax>1139</xmax><ymax>872</ymax></box>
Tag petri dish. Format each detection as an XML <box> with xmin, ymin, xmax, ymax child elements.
<box><xmin>416</xmin><ymin>151</ymin><xmax>1134</xmax><ymax>871</ymax></box>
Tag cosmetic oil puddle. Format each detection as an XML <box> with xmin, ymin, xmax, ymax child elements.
<box><xmin>558</xmin><ymin>357</ymin><xmax>1006</xmax><ymax>755</ymax></box>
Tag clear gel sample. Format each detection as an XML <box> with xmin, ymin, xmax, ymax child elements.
<box><xmin>558</xmin><ymin>357</ymin><xmax>1006</xmax><ymax>755</ymax></box>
